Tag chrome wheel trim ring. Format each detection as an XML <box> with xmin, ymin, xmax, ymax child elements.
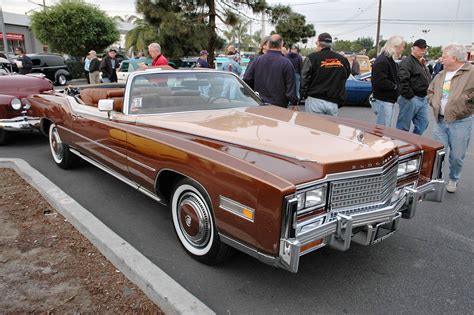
<box><xmin>49</xmin><ymin>124</ymin><xmax>63</xmax><ymax>163</ymax></box>
<box><xmin>58</xmin><ymin>75</ymin><xmax>67</xmax><ymax>85</ymax></box>
<box><xmin>172</xmin><ymin>184</ymin><xmax>214</xmax><ymax>256</ymax></box>
<box><xmin>177</xmin><ymin>194</ymin><xmax>211</xmax><ymax>247</ymax></box>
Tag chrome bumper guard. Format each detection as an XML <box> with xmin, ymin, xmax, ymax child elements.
<box><xmin>0</xmin><ymin>116</ymin><xmax>40</xmax><ymax>132</ymax></box>
<box><xmin>278</xmin><ymin>179</ymin><xmax>445</xmax><ymax>273</ymax></box>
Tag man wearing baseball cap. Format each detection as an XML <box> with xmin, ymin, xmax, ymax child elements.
<box><xmin>300</xmin><ymin>32</ymin><xmax>350</xmax><ymax>116</ymax></box>
<box><xmin>196</xmin><ymin>50</ymin><xmax>210</xmax><ymax>68</ymax></box>
<box><xmin>100</xmin><ymin>48</ymin><xmax>120</xmax><ymax>83</ymax></box>
<box><xmin>396</xmin><ymin>38</ymin><xmax>431</xmax><ymax>135</ymax></box>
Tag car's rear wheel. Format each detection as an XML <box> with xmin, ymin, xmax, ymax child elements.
<box><xmin>49</xmin><ymin>123</ymin><xmax>79</xmax><ymax>169</ymax></box>
<box><xmin>171</xmin><ymin>178</ymin><xmax>233</xmax><ymax>264</ymax></box>
<box><xmin>0</xmin><ymin>129</ymin><xmax>10</xmax><ymax>145</ymax></box>
<box><xmin>56</xmin><ymin>73</ymin><xmax>67</xmax><ymax>86</ymax></box>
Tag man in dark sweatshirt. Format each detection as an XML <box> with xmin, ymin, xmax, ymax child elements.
<box><xmin>371</xmin><ymin>35</ymin><xmax>405</xmax><ymax>127</ymax></box>
<box><xmin>396</xmin><ymin>39</ymin><xmax>431</xmax><ymax>135</ymax></box>
<box><xmin>243</xmin><ymin>34</ymin><xmax>297</xmax><ymax>108</ymax></box>
<box><xmin>286</xmin><ymin>45</ymin><xmax>303</xmax><ymax>98</ymax></box>
<box><xmin>300</xmin><ymin>32</ymin><xmax>350</xmax><ymax>116</ymax></box>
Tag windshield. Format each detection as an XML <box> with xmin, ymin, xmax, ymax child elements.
<box><xmin>128</xmin><ymin>71</ymin><xmax>262</xmax><ymax>114</ymax></box>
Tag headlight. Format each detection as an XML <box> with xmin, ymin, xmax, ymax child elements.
<box><xmin>295</xmin><ymin>184</ymin><xmax>327</xmax><ymax>213</ymax></box>
<box><xmin>11</xmin><ymin>98</ymin><xmax>22</xmax><ymax>110</ymax></box>
<box><xmin>23</xmin><ymin>99</ymin><xmax>31</xmax><ymax>110</ymax></box>
<box><xmin>397</xmin><ymin>155</ymin><xmax>421</xmax><ymax>178</ymax></box>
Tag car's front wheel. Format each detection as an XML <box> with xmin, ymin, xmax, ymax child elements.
<box><xmin>171</xmin><ymin>178</ymin><xmax>233</xmax><ymax>264</ymax></box>
<box><xmin>56</xmin><ymin>73</ymin><xmax>67</xmax><ymax>86</ymax></box>
<box><xmin>49</xmin><ymin>123</ymin><xmax>79</xmax><ymax>169</ymax></box>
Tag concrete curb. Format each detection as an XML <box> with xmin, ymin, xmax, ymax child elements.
<box><xmin>0</xmin><ymin>158</ymin><xmax>215</xmax><ymax>315</ymax></box>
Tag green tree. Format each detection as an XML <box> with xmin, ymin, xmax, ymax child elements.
<box><xmin>427</xmin><ymin>46</ymin><xmax>442</xmax><ymax>60</ymax></box>
<box><xmin>353</xmin><ymin>37</ymin><xmax>374</xmax><ymax>52</ymax></box>
<box><xmin>30</xmin><ymin>0</ymin><xmax>119</xmax><ymax>56</ymax></box>
<box><xmin>269</xmin><ymin>5</ymin><xmax>315</xmax><ymax>46</ymax></box>
<box><xmin>125</xmin><ymin>18</ymin><xmax>159</xmax><ymax>54</ymax></box>
<box><xmin>333</xmin><ymin>40</ymin><xmax>352</xmax><ymax>52</ymax></box>
<box><xmin>113</xmin><ymin>14</ymin><xmax>140</xmax><ymax>24</ymax></box>
<box><xmin>136</xmin><ymin>0</ymin><xmax>266</xmax><ymax>66</ymax></box>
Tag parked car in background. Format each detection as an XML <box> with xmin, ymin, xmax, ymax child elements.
<box><xmin>0</xmin><ymin>57</ymin><xmax>15</xmax><ymax>74</ymax></box>
<box><xmin>0</xmin><ymin>70</ymin><xmax>53</xmax><ymax>144</ymax></box>
<box><xmin>344</xmin><ymin>72</ymin><xmax>372</xmax><ymax>106</ymax></box>
<box><xmin>117</xmin><ymin>57</ymin><xmax>152</xmax><ymax>84</ymax></box>
<box><xmin>28</xmin><ymin>69</ymin><xmax>445</xmax><ymax>273</ymax></box>
<box><xmin>344</xmin><ymin>54</ymin><xmax>372</xmax><ymax>73</ymax></box>
<box><xmin>11</xmin><ymin>54</ymin><xmax>72</xmax><ymax>85</ymax></box>
<box><xmin>179</xmin><ymin>57</ymin><xmax>198</xmax><ymax>69</ymax></box>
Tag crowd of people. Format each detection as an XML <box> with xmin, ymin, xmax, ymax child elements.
<box><xmin>9</xmin><ymin>31</ymin><xmax>468</xmax><ymax>194</ymax></box>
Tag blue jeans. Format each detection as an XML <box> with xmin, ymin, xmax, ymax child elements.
<box><xmin>433</xmin><ymin>115</ymin><xmax>472</xmax><ymax>182</ymax></box>
<box><xmin>396</xmin><ymin>95</ymin><xmax>429</xmax><ymax>135</ymax></box>
<box><xmin>295</xmin><ymin>73</ymin><xmax>301</xmax><ymax>99</ymax></box>
<box><xmin>305</xmin><ymin>97</ymin><xmax>338</xmax><ymax>116</ymax></box>
<box><xmin>370</xmin><ymin>98</ymin><xmax>394</xmax><ymax>127</ymax></box>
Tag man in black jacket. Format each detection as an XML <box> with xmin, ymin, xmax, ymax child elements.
<box><xmin>243</xmin><ymin>34</ymin><xmax>297</xmax><ymax>108</ymax></box>
<box><xmin>370</xmin><ymin>35</ymin><xmax>405</xmax><ymax>126</ymax></box>
<box><xmin>300</xmin><ymin>32</ymin><xmax>350</xmax><ymax>116</ymax></box>
<box><xmin>396</xmin><ymin>39</ymin><xmax>431</xmax><ymax>135</ymax></box>
<box><xmin>14</xmin><ymin>47</ymin><xmax>33</xmax><ymax>75</ymax></box>
<box><xmin>100</xmin><ymin>48</ymin><xmax>119</xmax><ymax>83</ymax></box>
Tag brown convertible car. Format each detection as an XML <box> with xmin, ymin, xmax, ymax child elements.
<box><xmin>27</xmin><ymin>69</ymin><xmax>445</xmax><ymax>273</ymax></box>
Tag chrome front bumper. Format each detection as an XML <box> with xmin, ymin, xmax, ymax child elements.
<box><xmin>278</xmin><ymin>179</ymin><xmax>445</xmax><ymax>273</ymax></box>
<box><xmin>0</xmin><ymin>116</ymin><xmax>40</xmax><ymax>132</ymax></box>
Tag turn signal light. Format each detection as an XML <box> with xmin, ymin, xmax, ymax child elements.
<box><xmin>243</xmin><ymin>208</ymin><xmax>254</xmax><ymax>221</ymax></box>
<box><xmin>300</xmin><ymin>239</ymin><xmax>323</xmax><ymax>253</ymax></box>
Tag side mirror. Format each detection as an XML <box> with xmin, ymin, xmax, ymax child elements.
<box><xmin>98</xmin><ymin>99</ymin><xmax>114</xmax><ymax>112</ymax></box>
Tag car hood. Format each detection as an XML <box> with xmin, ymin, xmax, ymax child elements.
<box><xmin>136</xmin><ymin>106</ymin><xmax>397</xmax><ymax>166</ymax></box>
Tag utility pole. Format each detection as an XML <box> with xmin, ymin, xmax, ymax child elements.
<box><xmin>375</xmin><ymin>0</ymin><xmax>382</xmax><ymax>54</ymax></box>
<box><xmin>0</xmin><ymin>6</ymin><xmax>9</xmax><ymax>58</ymax></box>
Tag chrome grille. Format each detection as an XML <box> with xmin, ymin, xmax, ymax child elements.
<box><xmin>328</xmin><ymin>164</ymin><xmax>397</xmax><ymax>220</ymax></box>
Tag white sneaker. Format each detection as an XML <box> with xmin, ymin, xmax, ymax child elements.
<box><xmin>446</xmin><ymin>180</ymin><xmax>458</xmax><ymax>193</ymax></box>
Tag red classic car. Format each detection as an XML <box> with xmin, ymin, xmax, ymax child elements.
<box><xmin>0</xmin><ymin>61</ymin><xmax>54</xmax><ymax>144</ymax></box>
<box><xmin>27</xmin><ymin>69</ymin><xmax>445</xmax><ymax>272</ymax></box>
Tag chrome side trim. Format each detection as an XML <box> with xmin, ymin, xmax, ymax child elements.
<box><xmin>219</xmin><ymin>233</ymin><xmax>279</xmax><ymax>268</ymax></box>
<box><xmin>219</xmin><ymin>196</ymin><xmax>255</xmax><ymax>222</ymax></box>
<box><xmin>126</xmin><ymin>156</ymin><xmax>156</xmax><ymax>172</ymax></box>
<box><xmin>69</xmin><ymin>147</ymin><xmax>164</xmax><ymax>205</ymax></box>
<box><xmin>58</xmin><ymin>125</ymin><xmax>156</xmax><ymax>172</ymax></box>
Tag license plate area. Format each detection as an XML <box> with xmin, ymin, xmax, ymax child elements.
<box><xmin>372</xmin><ymin>213</ymin><xmax>401</xmax><ymax>244</ymax></box>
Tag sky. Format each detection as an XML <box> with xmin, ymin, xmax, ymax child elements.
<box><xmin>1</xmin><ymin>0</ymin><xmax>473</xmax><ymax>47</ymax></box>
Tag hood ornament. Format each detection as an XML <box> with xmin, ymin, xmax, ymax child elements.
<box><xmin>356</xmin><ymin>130</ymin><xmax>365</xmax><ymax>143</ymax></box>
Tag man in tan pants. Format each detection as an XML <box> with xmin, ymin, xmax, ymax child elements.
<box><xmin>88</xmin><ymin>50</ymin><xmax>101</xmax><ymax>84</ymax></box>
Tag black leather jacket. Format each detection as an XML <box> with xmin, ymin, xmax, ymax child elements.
<box><xmin>399</xmin><ymin>54</ymin><xmax>431</xmax><ymax>99</ymax></box>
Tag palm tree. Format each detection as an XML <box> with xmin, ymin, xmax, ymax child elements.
<box><xmin>113</xmin><ymin>14</ymin><xmax>140</xmax><ymax>24</ymax></box>
<box><xmin>223</xmin><ymin>30</ymin><xmax>236</xmax><ymax>46</ymax></box>
<box><xmin>125</xmin><ymin>18</ymin><xmax>159</xmax><ymax>54</ymax></box>
<box><xmin>233</xmin><ymin>19</ymin><xmax>251</xmax><ymax>51</ymax></box>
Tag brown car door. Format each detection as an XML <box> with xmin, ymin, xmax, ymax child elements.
<box><xmin>71</xmin><ymin>108</ymin><xmax>134</xmax><ymax>177</ymax></box>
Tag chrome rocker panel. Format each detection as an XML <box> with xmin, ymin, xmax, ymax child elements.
<box><xmin>277</xmin><ymin>179</ymin><xmax>445</xmax><ymax>273</ymax></box>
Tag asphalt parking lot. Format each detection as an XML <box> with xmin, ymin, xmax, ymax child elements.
<box><xmin>1</xmin><ymin>105</ymin><xmax>473</xmax><ymax>314</ymax></box>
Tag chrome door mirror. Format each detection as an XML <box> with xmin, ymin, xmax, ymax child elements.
<box><xmin>98</xmin><ymin>99</ymin><xmax>114</xmax><ymax>112</ymax></box>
